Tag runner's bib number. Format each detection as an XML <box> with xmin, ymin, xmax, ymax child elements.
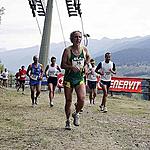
<box><xmin>30</xmin><ymin>74</ymin><xmax>39</xmax><ymax>80</ymax></box>
<box><xmin>72</xmin><ymin>58</ymin><xmax>84</xmax><ymax>70</ymax></box>
<box><xmin>91</xmin><ymin>74</ymin><xmax>96</xmax><ymax>80</ymax></box>
<box><xmin>21</xmin><ymin>75</ymin><xmax>26</xmax><ymax>78</ymax></box>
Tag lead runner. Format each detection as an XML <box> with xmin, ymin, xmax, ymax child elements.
<box><xmin>61</xmin><ymin>31</ymin><xmax>90</xmax><ymax>130</ymax></box>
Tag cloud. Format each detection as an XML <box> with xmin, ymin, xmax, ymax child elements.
<box><xmin>1</xmin><ymin>0</ymin><xmax>150</xmax><ymax>50</ymax></box>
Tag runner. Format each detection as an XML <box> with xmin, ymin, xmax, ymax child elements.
<box><xmin>15</xmin><ymin>69</ymin><xmax>21</xmax><ymax>89</ymax></box>
<box><xmin>27</xmin><ymin>55</ymin><xmax>44</xmax><ymax>107</ymax></box>
<box><xmin>17</xmin><ymin>66</ymin><xmax>27</xmax><ymax>94</ymax></box>
<box><xmin>95</xmin><ymin>52</ymin><xmax>116</xmax><ymax>112</ymax></box>
<box><xmin>2</xmin><ymin>68</ymin><xmax>9</xmax><ymax>87</ymax></box>
<box><xmin>45</xmin><ymin>56</ymin><xmax>61</xmax><ymax>107</ymax></box>
<box><xmin>87</xmin><ymin>59</ymin><xmax>97</xmax><ymax>104</ymax></box>
<box><xmin>61</xmin><ymin>31</ymin><xmax>90</xmax><ymax>130</ymax></box>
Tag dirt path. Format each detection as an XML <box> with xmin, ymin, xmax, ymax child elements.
<box><xmin>0</xmin><ymin>88</ymin><xmax>150</xmax><ymax>150</ymax></box>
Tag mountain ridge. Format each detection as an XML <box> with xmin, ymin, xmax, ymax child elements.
<box><xmin>1</xmin><ymin>35</ymin><xmax>150</xmax><ymax>76</ymax></box>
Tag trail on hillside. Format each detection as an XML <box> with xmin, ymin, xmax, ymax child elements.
<box><xmin>0</xmin><ymin>88</ymin><xmax>150</xmax><ymax>150</ymax></box>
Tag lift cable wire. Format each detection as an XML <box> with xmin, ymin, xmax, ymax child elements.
<box><xmin>75</xmin><ymin>0</ymin><xmax>90</xmax><ymax>47</ymax></box>
<box><xmin>55</xmin><ymin>0</ymin><xmax>67</xmax><ymax>47</ymax></box>
<box><xmin>27</xmin><ymin>0</ymin><xmax>45</xmax><ymax>35</ymax></box>
<box><xmin>80</xmin><ymin>15</ymin><xmax>89</xmax><ymax>47</ymax></box>
<box><xmin>28</xmin><ymin>0</ymin><xmax>89</xmax><ymax>47</ymax></box>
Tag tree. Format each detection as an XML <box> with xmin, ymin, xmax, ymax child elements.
<box><xmin>0</xmin><ymin>60</ymin><xmax>4</xmax><ymax>71</ymax></box>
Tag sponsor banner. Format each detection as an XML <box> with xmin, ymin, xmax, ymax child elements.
<box><xmin>57</xmin><ymin>75</ymin><xmax>143</xmax><ymax>93</ymax></box>
<box><xmin>97</xmin><ymin>77</ymin><xmax>143</xmax><ymax>93</ymax></box>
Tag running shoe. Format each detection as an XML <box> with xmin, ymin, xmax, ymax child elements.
<box><xmin>22</xmin><ymin>92</ymin><xmax>25</xmax><ymax>95</ymax></box>
<box><xmin>72</xmin><ymin>112</ymin><xmax>80</xmax><ymax>126</ymax></box>
<box><xmin>65</xmin><ymin>120</ymin><xmax>71</xmax><ymax>130</ymax></box>
<box><xmin>80</xmin><ymin>108</ymin><xmax>83</xmax><ymax>112</ymax></box>
<box><xmin>79</xmin><ymin>108</ymin><xmax>83</xmax><ymax>114</ymax></box>
<box><xmin>50</xmin><ymin>102</ymin><xmax>54</xmax><ymax>107</ymax></box>
<box><xmin>99</xmin><ymin>105</ymin><xmax>104</xmax><ymax>111</ymax></box>
<box><xmin>103</xmin><ymin>107</ymin><xmax>107</xmax><ymax>113</ymax></box>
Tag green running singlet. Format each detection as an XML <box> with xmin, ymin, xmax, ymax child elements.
<box><xmin>64</xmin><ymin>46</ymin><xmax>85</xmax><ymax>88</ymax></box>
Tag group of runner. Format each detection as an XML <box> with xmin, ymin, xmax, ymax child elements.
<box><xmin>61</xmin><ymin>31</ymin><xmax>116</xmax><ymax>130</ymax></box>
<box><xmin>14</xmin><ymin>30</ymin><xmax>116</xmax><ymax>130</ymax></box>
<box><xmin>25</xmin><ymin>55</ymin><xmax>61</xmax><ymax>107</ymax></box>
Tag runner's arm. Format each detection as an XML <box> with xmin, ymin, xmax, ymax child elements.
<box><xmin>57</xmin><ymin>65</ymin><xmax>61</xmax><ymax>72</ymax></box>
<box><xmin>95</xmin><ymin>62</ymin><xmax>104</xmax><ymax>75</ymax></box>
<box><xmin>61</xmin><ymin>48</ymin><xmax>73</xmax><ymax>70</ymax></box>
<box><xmin>84</xmin><ymin>47</ymin><xmax>91</xmax><ymax>66</ymax></box>
<box><xmin>44</xmin><ymin>65</ymin><xmax>49</xmax><ymax>78</ymax></box>
<box><xmin>110</xmin><ymin>63</ymin><xmax>116</xmax><ymax>74</ymax></box>
<box><xmin>26</xmin><ymin>65</ymin><xmax>31</xmax><ymax>77</ymax></box>
<box><xmin>39</xmin><ymin>64</ymin><xmax>44</xmax><ymax>80</ymax></box>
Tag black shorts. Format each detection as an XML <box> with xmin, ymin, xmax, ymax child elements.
<box><xmin>100</xmin><ymin>80</ymin><xmax>111</xmax><ymax>89</ymax></box>
<box><xmin>87</xmin><ymin>80</ymin><xmax>97</xmax><ymax>89</ymax></box>
<box><xmin>47</xmin><ymin>76</ymin><xmax>58</xmax><ymax>86</ymax></box>
<box><xmin>20</xmin><ymin>80</ymin><xmax>25</xmax><ymax>84</ymax></box>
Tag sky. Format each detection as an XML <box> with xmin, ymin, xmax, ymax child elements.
<box><xmin>0</xmin><ymin>0</ymin><xmax>150</xmax><ymax>50</ymax></box>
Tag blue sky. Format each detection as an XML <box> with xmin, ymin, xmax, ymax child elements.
<box><xmin>0</xmin><ymin>0</ymin><xmax>150</xmax><ymax>50</ymax></box>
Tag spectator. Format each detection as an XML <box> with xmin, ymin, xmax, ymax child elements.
<box><xmin>2</xmin><ymin>68</ymin><xmax>9</xmax><ymax>87</ymax></box>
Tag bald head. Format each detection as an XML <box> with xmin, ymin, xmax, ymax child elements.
<box><xmin>33</xmin><ymin>55</ymin><xmax>38</xmax><ymax>63</ymax></box>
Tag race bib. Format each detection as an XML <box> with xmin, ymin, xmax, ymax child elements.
<box><xmin>91</xmin><ymin>74</ymin><xmax>96</xmax><ymax>80</ymax></box>
<box><xmin>30</xmin><ymin>74</ymin><xmax>38</xmax><ymax>80</ymax></box>
<box><xmin>21</xmin><ymin>75</ymin><xmax>26</xmax><ymax>78</ymax></box>
<box><xmin>72</xmin><ymin>58</ymin><xmax>84</xmax><ymax>70</ymax></box>
<box><xmin>48</xmin><ymin>72</ymin><xmax>57</xmax><ymax>77</ymax></box>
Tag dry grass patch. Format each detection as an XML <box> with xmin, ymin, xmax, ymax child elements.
<box><xmin>0</xmin><ymin>88</ymin><xmax>150</xmax><ymax>150</ymax></box>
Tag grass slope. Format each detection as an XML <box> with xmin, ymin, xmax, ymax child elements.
<box><xmin>0</xmin><ymin>88</ymin><xmax>150</xmax><ymax>150</ymax></box>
